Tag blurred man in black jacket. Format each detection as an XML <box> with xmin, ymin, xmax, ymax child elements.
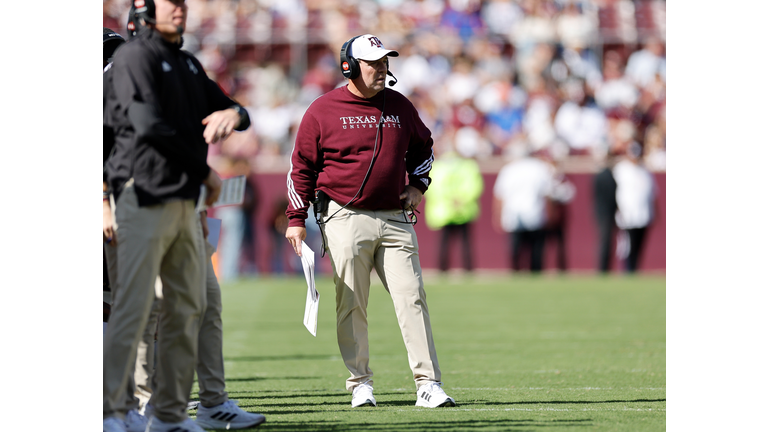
<box><xmin>102</xmin><ymin>1</ymin><xmax>250</xmax><ymax>431</ymax></box>
<box><xmin>593</xmin><ymin>152</ymin><xmax>618</xmax><ymax>273</ymax></box>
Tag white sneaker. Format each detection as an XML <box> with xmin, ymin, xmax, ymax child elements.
<box><xmin>415</xmin><ymin>382</ymin><xmax>456</xmax><ymax>408</ymax></box>
<box><xmin>124</xmin><ymin>409</ymin><xmax>148</xmax><ymax>432</ymax></box>
<box><xmin>146</xmin><ymin>416</ymin><xmax>205</xmax><ymax>432</ymax></box>
<box><xmin>196</xmin><ymin>400</ymin><xmax>266</xmax><ymax>429</ymax></box>
<box><xmin>103</xmin><ymin>416</ymin><xmax>127</xmax><ymax>432</ymax></box>
<box><xmin>351</xmin><ymin>380</ymin><xmax>376</xmax><ymax>407</ymax></box>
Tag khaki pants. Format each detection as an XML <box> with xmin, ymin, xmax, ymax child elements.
<box><xmin>195</xmin><ymin>241</ymin><xmax>229</xmax><ymax>407</ymax></box>
<box><xmin>137</xmin><ymin>234</ymin><xmax>229</xmax><ymax>409</ymax></box>
<box><xmin>323</xmin><ymin>200</ymin><xmax>441</xmax><ymax>391</ymax></box>
<box><xmin>103</xmin><ymin>181</ymin><xmax>205</xmax><ymax>423</ymax></box>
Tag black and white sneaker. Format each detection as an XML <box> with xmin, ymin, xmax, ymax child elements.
<box><xmin>195</xmin><ymin>400</ymin><xmax>266</xmax><ymax>429</ymax></box>
<box><xmin>415</xmin><ymin>382</ymin><xmax>456</xmax><ymax>408</ymax></box>
<box><xmin>351</xmin><ymin>380</ymin><xmax>377</xmax><ymax>407</ymax></box>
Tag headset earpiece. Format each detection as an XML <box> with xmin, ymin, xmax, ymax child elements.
<box><xmin>133</xmin><ymin>0</ymin><xmax>156</xmax><ymax>23</ymax></box>
<box><xmin>340</xmin><ymin>35</ymin><xmax>361</xmax><ymax>79</ymax></box>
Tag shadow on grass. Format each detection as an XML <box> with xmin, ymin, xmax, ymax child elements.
<box><xmin>224</xmin><ymin>354</ymin><xmax>337</xmax><ymax>362</ymax></box>
<box><xmin>460</xmin><ymin>398</ymin><xmax>666</xmax><ymax>406</ymax></box>
<box><xmin>224</xmin><ymin>376</ymin><xmax>319</xmax><ymax>383</ymax></box>
<box><xmin>233</xmin><ymin>418</ymin><xmax>594</xmax><ymax>431</ymax></box>
<box><xmin>228</xmin><ymin>391</ymin><xmax>406</xmax><ymax>400</ymax></box>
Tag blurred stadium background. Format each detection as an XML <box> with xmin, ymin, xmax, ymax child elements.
<box><xmin>103</xmin><ymin>0</ymin><xmax>665</xmax><ymax>276</ymax></box>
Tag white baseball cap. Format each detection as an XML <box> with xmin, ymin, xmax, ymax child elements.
<box><xmin>351</xmin><ymin>34</ymin><xmax>399</xmax><ymax>61</ymax></box>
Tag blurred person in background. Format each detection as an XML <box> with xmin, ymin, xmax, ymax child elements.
<box><xmin>424</xmin><ymin>137</ymin><xmax>484</xmax><ymax>274</ymax></box>
<box><xmin>493</xmin><ymin>146</ymin><xmax>559</xmax><ymax>273</ymax></box>
<box><xmin>104</xmin><ymin>27</ymin><xmax>126</xmax><ymax>334</ymax></box>
<box><xmin>592</xmin><ymin>149</ymin><xmax>619</xmax><ymax>274</ymax></box>
<box><xmin>595</xmin><ymin>50</ymin><xmax>638</xmax><ymax>111</ymax></box>
<box><xmin>104</xmin><ymin>25</ymin><xmax>150</xmax><ymax>432</ymax></box>
<box><xmin>625</xmin><ymin>36</ymin><xmax>666</xmax><ymax>89</ymax></box>
<box><xmin>543</xmin><ymin>154</ymin><xmax>576</xmax><ymax>272</ymax></box>
<box><xmin>270</xmin><ymin>197</ymin><xmax>300</xmax><ymax>275</ymax></box>
<box><xmin>554</xmin><ymin>78</ymin><xmax>607</xmax><ymax>156</ymax></box>
<box><xmin>214</xmin><ymin>156</ymin><xmax>257</xmax><ymax>281</ymax></box>
<box><xmin>110</xmin><ymin>6</ymin><xmax>266</xmax><ymax>431</ymax></box>
<box><xmin>285</xmin><ymin>34</ymin><xmax>456</xmax><ymax>409</ymax></box>
<box><xmin>102</xmin><ymin>0</ymin><xmax>251</xmax><ymax>429</ymax></box>
<box><xmin>614</xmin><ymin>141</ymin><xmax>657</xmax><ymax>273</ymax></box>
<box><xmin>643</xmin><ymin>110</ymin><xmax>666</xmax><ymax>172</ymax></box>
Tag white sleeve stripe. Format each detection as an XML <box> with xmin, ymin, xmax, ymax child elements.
<box><xmin>285</xmin><ymin>153</ymin><xmax>304</xmax><ymax>209</ymax></box>
<box><xmin>411</xmin><ymin>150</ymin><xmax>434</xmax><ymax>175</ymax></box>
<box><xmin>286</xmin><ymin>174</ymin><xmax>303</xmax><ymax>209</ymax></box>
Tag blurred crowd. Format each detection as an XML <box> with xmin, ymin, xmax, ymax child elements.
<box><xmin>104</xmin><ymin>0</ymin><xmax>666</xmax><ymax>173</ymax></box>
<box><xmin>103</xmin><ymin>0</ymin><xmax>665</xmax><ymax>277</ymax></box>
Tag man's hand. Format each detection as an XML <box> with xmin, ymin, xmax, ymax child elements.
<box><xmin>200</xmin><ymin>211</ymin><xmax>209</xmax><ymax>239</ymax></box>
<box><xmin>103</xmin><ymin>199</ymin><xmax>117</xmax><ymax>246</ymax></box>
<box><xmin>399</xmin><ymin>185</ymin><xmax>424</xmax><ymax>211</ymax></box>
<box><xmin>202</xmin><ymin>108</ymin><xmax>241</xmax><ymax>144</ymax></box>
<box><xmin>203</xmin><ymin>170</ymin><xmax>222</xmax><ymax>207</ymax></box>
<box><xmin>285</xmin><ymin>226</ymin><xmax>307</xmax><ymax>257</ymax></box>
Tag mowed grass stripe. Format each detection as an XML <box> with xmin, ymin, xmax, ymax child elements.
<box><xmin>196</xmin><ymin>274</ymin><xmax>664</xmax><ymax>431</ymax></box>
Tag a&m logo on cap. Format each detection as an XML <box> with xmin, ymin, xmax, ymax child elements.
<box><xmin>368</xmin><ymin>36</ymin><xmax>383</xmax><ymax>48</ymax></box>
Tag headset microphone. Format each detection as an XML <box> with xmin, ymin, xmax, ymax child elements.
<box><xmin>387</xmin><ymin>70</ymin><xmax>398</xmax><ymax>86</ymax></box>
<box><xmin>142</xmin><ymin>16</ymin><xmax>184</xmax><ymax>35</ymax></box>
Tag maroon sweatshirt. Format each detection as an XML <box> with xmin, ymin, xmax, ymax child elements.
<box><xmin>286</xmin><ymin>86</ymin><xmax>434</xmax><ymax>228</ymax></box>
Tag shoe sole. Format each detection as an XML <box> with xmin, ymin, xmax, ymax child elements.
<box><xmin>416</xmin><ymin>397</ymin><xmax>456</xmax><ymax>408</ymax></box>
<box><xmin>351</xmin><ymin>399</ymin><xmax>376</xmax><ymax>408</ymax></box>
<box><xmin>197</xmin><ymin>417</ymin><xmax>266</xmax><ymax>429</ymax></box>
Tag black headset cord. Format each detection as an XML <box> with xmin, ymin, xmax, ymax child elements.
<box><xmin>314</xmin><ymin>90</ymin><xmax>387</xmax><ymax>257</ymax></box>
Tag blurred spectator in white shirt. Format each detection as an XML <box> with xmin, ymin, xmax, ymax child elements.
<box><xmin>523</xmin><ymin>78</ymin><xmax>558</xmax><ymax>152</ymax></box>
<box><xmin>481</xmin><ymin>0</ymin><xmax>524</xmax><ymax>37</ymax></box>
<box><xmin>444</xmin><ymin>55</ymin><xmax>482</xmax><ymax>105</ymax></box>
<box><xmin>556</xmin><ymin>1</ymin><xmax>597</xmax><ymax>51</ymax></box>
<box><xmin>554</xmin><ymin>78</ymin><xmax>607</xmax><ymax>155</ymax></box>
<box><xmin>595</xmin><ymin>50</ymin><xmax>638</xmax><ymax>110</ymax></box>
<box><xmin>613</xmin><ymin>141</ymin><xmax>656</xmax><ymax>273</ymax></box>
<box><xmin>625</xmin><ymin>37</ymin><xmax>666</xmax><ymax>89</ymax></box>
<box><xmin>493</xmin><ymin>148</ymin><xmax>558</xmax><ymax>272</ymax></box>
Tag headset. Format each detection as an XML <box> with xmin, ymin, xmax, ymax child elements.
<box><xmin>339</xmin><ymin>35</ymin><xmax>361</xmax><ymax>79</ymax></box>
<box><xmin>133</xmin><ymin>0</ymin><xmax>156</xmax><ymax>23</ymax></box>
<box><xmin>103</xmin><ymin>28</ymin><xmax>126</xmax><ymax>64</ymax></box>
<box><xmin>127</xmin><ymin>4</ymin><xmax>139</xmax><ymax>39</ymax></box>
<box><xmin>132</xmin><ymin>0</ymin><xmax>184</xmax><ymax>35</ymax></box>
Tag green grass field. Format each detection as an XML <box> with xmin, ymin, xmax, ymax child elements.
<box><xmin>193</xmin><ymin>272</ymin><xmax>665</xmax><ymax>431</ymax></box>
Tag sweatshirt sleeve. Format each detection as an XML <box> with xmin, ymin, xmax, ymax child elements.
<box><xmin>111</xmin><ymin>45</ymin><xmax>210</xmax><ymax>181</ymax></box>
<box><xmin>405</xmin><ymin>105</ymin><xmax>434</xmax><ymax>194</ymax></box>
<box><xmin>286</xmin><ymin>110</ymin><xmax>322</xmax><ymax>228</ymax></box>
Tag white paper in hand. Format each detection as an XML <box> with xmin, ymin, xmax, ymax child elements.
<box><xmin>301</xmin><ymin>241</ymin><xmax>319</xmax><ymax>336</ymax></box>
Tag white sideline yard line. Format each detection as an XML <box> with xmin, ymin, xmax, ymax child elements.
<box><xmin>399</xmin><ymin>406</ymin><xmax>667</xmax><ymax>413</ymax></box>
<box><xmin>451</xmin><ymin>387</ymin><xmax>665</xmax><ymax>391</ymax></box>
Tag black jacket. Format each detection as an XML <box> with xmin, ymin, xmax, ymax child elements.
<box><xmin>593</xmin><ymin>166</ymin><xmax>617</xmax><ymax>221</ymax></box>
<box><xmin>104</xmin><ymin>63</ymin><xmax>117</xmax><ymax>183</ymax></box>
<box><xmin>105</xmin><ymin>29</ymin><xmax>249</xmax><ymax>206</ymax></box>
